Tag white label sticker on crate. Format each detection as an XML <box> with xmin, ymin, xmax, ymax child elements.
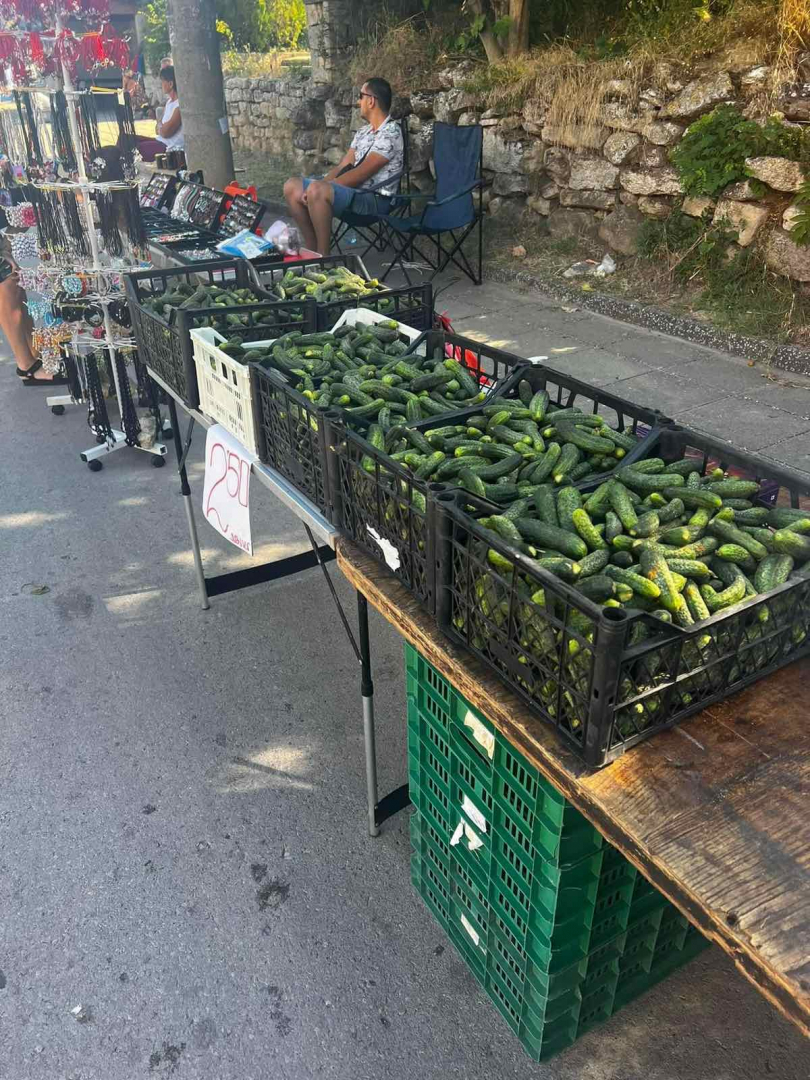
<box><xmin>460</xmin><ymin>914</ymin><xmax>480</xmax><ymax>948</ymax></box>
<box><xmin>367</xmin><ymin>526</ymin><xmax>401</xmax><ymax>571</ymax></box>
<box><xmin>202</xmin><ymin>424</ymin><xmax>253</xmax><ymax>555</ymax></box>
<box><xmin>463</xmin><ymin>710</ymin><xmax>495</xmax><ymax>760</ymax></box>
<box><xmin>461</xmin><ymin>795</ymin><xmax>487</xmax><ymax>835</ymax></box>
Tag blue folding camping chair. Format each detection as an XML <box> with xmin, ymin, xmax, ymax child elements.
<box><xmin>331</xmin><ymin>119</ymin><xmax>410</xmax><ymax>258</ymax></box>
<box><xmin>378</xmin><ymin>122</ymin><xmax>484</xmax><ymax>286</ymax></box>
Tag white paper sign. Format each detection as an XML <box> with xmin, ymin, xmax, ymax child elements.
<box><xmin>202</xmin><ymin>424</ymin><xmax>253</xmax><ymax>554</ymax></box>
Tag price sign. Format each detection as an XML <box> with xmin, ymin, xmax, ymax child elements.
<box><xmin>201</xmin><ymin>424</ymin><xmax>254</xmax><ymax>554</ymax></box>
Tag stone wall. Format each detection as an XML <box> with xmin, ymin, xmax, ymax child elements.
<box><xmin>223</xmin><ymin>62</ymin><xmax>810</xmax><ymax>280</ymax></box>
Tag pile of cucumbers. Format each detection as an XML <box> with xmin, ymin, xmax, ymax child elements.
<box><xmin>246</xmin><ymin>321</ymin><xmax>488</xmax><ymax>424</ymax></box>
<box><xmin>454</xmin><ymin>457</ymin><xmax>810</xmax><ymax>741</ymax></box>
<box><xmin>138</xmin><ymin>280</ymin><xmax>303</xmax><ymax>336</ymax></box>
<box><xmin>385</xmin><ymin>385</ymin><xmax>642</xmax><ymax>493</ymax></box>
<box><xmin>265</xmin><ymin>265</ymin><xmax>391</xmax><ymax>305</ymax></box>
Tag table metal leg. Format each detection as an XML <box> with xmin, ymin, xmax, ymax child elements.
<box><xmin>168</xmin><ymin>398</ymin><xmax>209</xmax><ymax>611</ymax></box>
<box><xmin>358</xmin><ymin>592</ymin><xmax>380</xmax><ymax>838</ymax></box>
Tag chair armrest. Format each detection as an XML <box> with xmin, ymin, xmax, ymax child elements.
<box><xmin>390</xmin><ymin>179</ymin><xmax>483</xmax><ymax>212</ymax></box>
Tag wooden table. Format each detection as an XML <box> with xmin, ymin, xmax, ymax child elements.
<box><xmin>336</xmin><ymin>536</ymin><xmax>810</xmax><ymax>1041</ymax></box>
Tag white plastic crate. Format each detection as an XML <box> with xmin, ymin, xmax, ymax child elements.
<box><xmin>327</xmin><ymin>305</ymin><xmax>423</xmax><ymax>345</ymax></box>
<box><xmin>191</xmin><ymin>326</ymin><xmax>273</xmax><ymax>455</ymax></box>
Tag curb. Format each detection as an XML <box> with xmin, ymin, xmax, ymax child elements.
<box><xmin>483</xmin><ymin>264</ymin><xmax>810</xmax><ymax>378</ymax></box>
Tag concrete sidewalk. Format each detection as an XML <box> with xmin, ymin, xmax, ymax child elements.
<box><xmin>2</xmin><ymin>275</ymin><xmax>810</xmax><ymax>1080</ymax></box>
<box><xmin>402</xmin><ymin>270</ymin><xmax>810</xmax><ymax>476</ymax></box>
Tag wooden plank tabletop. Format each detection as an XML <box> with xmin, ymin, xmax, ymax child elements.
<box><xmin>336</xmin><ymin>537</ymin><xmax>810</xmax><ymax>1040</ymax></box>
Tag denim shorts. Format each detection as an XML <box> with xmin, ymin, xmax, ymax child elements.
<box><xmin>303</xmin><ymin>178</ymin><xmax>390</xmax><ymax>218</ymax></box>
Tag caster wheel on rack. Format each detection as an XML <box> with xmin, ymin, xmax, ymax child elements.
<box><xmin>51</xmin><ymin>405</ymin><xmax>65</xmax><ymax>416</ymax></box>
<box><xmin>88</xmin><ymin>459</ymin><xmax>103</xmax><ymax>472</ymax></box>
<box><xmin>151</xmin><ymin>456</ymin><xmax>166</xmax><ymax>468</ymax></box>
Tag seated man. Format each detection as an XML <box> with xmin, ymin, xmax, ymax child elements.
<box><xmin>283</xmin><ymin>77</ymin><xmax>403</xmax><ymax>256</ymax></box>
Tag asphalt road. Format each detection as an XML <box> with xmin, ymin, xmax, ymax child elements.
<box><xmin>2</xmin><ymin>277</ymin><xmax>810</xmax><ymax>1079</ymax></box>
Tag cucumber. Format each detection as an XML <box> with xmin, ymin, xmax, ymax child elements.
<box><xmin>609</xmin><ymin>482</ymin><xmax>639</xmax><ymax>533</ymax></box>
<box><xmin>583</xmin><ymin>481</ymin><xmax>613</xmax><ymax>518</ymax></box>
<box><xmin>721</xmin><ymin>498</ymin><xmax>754</xmax><ymax>510</ymax></box>
<box><xmin>599</xmin><ymin>427</ymin><xmax>637</xmax><ymax>452</ymax></box>
<box><xmin>604</xmin><ymin>564</ymin><xmax>661</xmax><ymax>600</ymax></box>
<box><xmin>531</xmin><ymin>443</ymin><xmax>562</xmax><ymax>484</ymax></box>
<box><xmin>489</xmin><ymin>515</ymin><xmax>525</xmax><ymax>546</ymax></box>
<box><xmin>662</xmin><ymin>458</ymin><xmax>703</xmax><ymax>477</ymax></box>
<box><xmin>665</xmin><ymin>558</ymin><xmax>713</xmax><ymax>581</ymax></box>
<box><xmin>785</xmin><ymin>518</ymin><xmax>810</xmax><ymax>535</ymax></box>
<box><xmin>670</xmin><ymin>488</ymin><xmax>723</xmax><ymax>510</ymax></box>
<box><xmin>629</xmin><ymin>458</ymin><xmax>666</xmax><ymax>474</ymax></box>
<box><xmin>529</xmin><ymin>390</ymin><xmax>549</xmax><ymax>421</ymax></box>
<box><xmin>639</xmin><ymin>549</ymin><xmax>682</xmax><ymax>614</ymax></box>
<box><xmin>772</xmin><ymin>528</ymin><xmax>810</xmax><ymax>560</ymax></box>
<box><xmin>728</xmin><ymin>507</ymin><xmax>768</xmax><ymax>525</ymax></box>
<box><xmin>534</xmin><ymin>557</ymin><xmax>582</xmax><ymax>582</ymax></box>
<box><xmin>739</xmin><ymin>526</ymin><xmax>775</xmax><ymax>551</ymax></box>
<box><xmin>658</xmin><ymin>498</ymin><xmax>685</xmax><ymax>524</ymax></box>
<box><xmin>553</xmin><ymin>443</ymin><xmax>581</xmax><ymax>485</ymax></box>
<box><xmin>689</xmin><ymin>507</ymin><xmax>712</xmax><ymax>529</ymax></box>
<box><xmin>618</xmin><ymin>470</ymin><xmax>686</xmax><ymax>495</ymax></box>
<box><xmin>667</xmin><ymin>537</ymin><xmax>719</xmax><ymax>561</ymax></box>
<box><xmin>709</xmin><ymin>519</ymin><xmax>769</xmax><ymax>559</ymax></box>
<box><xmin>572</xmin><ymin>508</ymin><xmax>608</xmax><ymax>552</ymax></box>
<box><xmin>767</xmin><ymin>507</ymin><xmax>810</xmax><ymax>529</ymax></box>
<box><xmin>577</xmin><ymin>575</ymin><xmax>615</xmax><ymax>602</ymax></box>
<box><xmin>556</xmin><ymin>422</ymin><xmax>616</xmax><ymax>455</ymax></box>
<box><xmin>707</xmin><ymin>479</ymin><xmax>760</xmax><ymax>498</ymax></box>
<box><xmin>578</xmin><ymin>549</ymin><xmax>611</xmax><ymax>577</ymax></box>
<box><xmin>684</xmin><ymin>581</ymin><xmax>711</xmax><ymax>622</ymax></box>
<box><xmin>754</xmin><ymin>553</ymin><xmax>794</xmax><ymax>592</ymax></box>
<box><xmin>534</xmin><ymin>485</ymin><xmax>559</xmax><ymax>527</ymax></box>
<box><xmin>502</xmin><ymin>496</ymin><xmax>534</xmax><ymax>523</ymax></box>
<box><xmin>659</xmin><ymin>524</ymin><xmax>704</xmax><ymax>546</ymax></box>
<box><xmin>701</xmin><ymin>578</ymin><xmax>747</xmax><ymax>612</ymax></box>
<box><xmin>611</xmin><ymin>550</ymin><xmax>634</xmax><ymax>569</ymax></box>
<box><xmin>605</xmin><ymin>511</ymin><xmax>623</xmax><ymax>542</ymax></box>
<box><xmin>631</xmin><ymin>510</ymin><xmax>659</xmax><ymax>538</ymax></box>
<box><xmin>715</xmin><ymin>544</ymin><xmax>757</xmax><ymax>570</ymax></box>
<box><xmin>474</xmin><ymin>453</ymin><xmax>524</xmax><ymax>482</ymax></box>
<box><xmin>459</xmin><ymin>468</ymin><xmax>487</xmax><ymax>497</ymax></box>
<box><xmin>515</xmin><ymin>518</ymin><xmax>589</xmax><ymax>561</ymax></box>
<box><xmin>414</xmin><ymin>451</ymin><xmax>446</xmax><ymax>479</ymax></box>
<box><xmin>557</xmin><ymin>487</ymin><xmax>583</xmax><ymax>532</ymax></box>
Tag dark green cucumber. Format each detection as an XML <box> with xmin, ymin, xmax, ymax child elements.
<box><xmin>533</xmin><ymin>485</ymin><xmax>559</xmax><ymax>527</ymax></box>
<box><xmin>701</xmin><ymin>578</ymin><xmax>747</xmax><ymax>612</ymax></box>
<box><xmin>515</xmin><ymin>518</ymin><xmax>588</xmax><ymax>560</ymax></box>
<box><xmin>553</xmin><ymin>443</ymin><xmax>581</xmax><ymax>485</ymax></box>
<box><xmin>578</xmin><ymin>549</ymin><xmax>610</xmax><ymax>577</ymax></box>
<box><xmin>609</xmin><ymin>482</ymin><xmax>639</xmax><ymax>533</ymax></box>
<box><xmin>618</xmin><ymin>470</ymin><xmax>686</xmax><ymax>495</ymax></box>
<box><xmin>665</xmin><ymin>558</ymin><xmax>713</xmax><ymax>581</ymax></box>
<box><xmin>767</xmin><ymin>507</ymin><xmax>810</xmax><ymax>529</ymax></box>
<box><xmin>684</xmin><ymin>581</ymin><xmax>711</xmax><ymax>622</ymax></box>
<box><xmin>657</xmin><ymin>498</ymin><xmax>685</xmax><ymax>524</ymax></box>
<box><xmin>583</xmin><ymin>481</ymin><xmax>613</xmax><ymax>519</ymax></box>
<box><xmin>531</xmin><ymin>443</ymin><xmax>562</xmax><ymax>484</ymax></box>
<box><xmin>669</xmin><ymin>488</ymin><xmax>722</xmax><ymax>510</ymax></box>
<box><xmin>611</xmin><ymin>550</ymin><xmax>634</xmax><ymax>569</ymax></box>
<box><xmin>557</xmin><ymin>487</ymin><xmax>583</xmax><ymax>532</ymax></box>
<box><xmin>605</xmin><ymin>511</ymin><xmax>623</xmax><ymax>543</ymax></box>
<box><xmin>631</xmin><ymin>510</ymin><xmax>659</xmax><ymax>538</ymax></box>
<box><xmin>577</xmin><ymin>575</ymin><xmax>615</xmax><ymax>602</ymax></box>
<box><xmin>707</xmin><ymin>479</ymin><xmax>760</xmax><ymax>498</ymax></box>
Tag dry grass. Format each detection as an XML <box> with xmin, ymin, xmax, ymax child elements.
<box><xmin>349</xmin><ymin>11</ymin><xmax>467</xmax><ymax>93</ymax></box>
<box><xmin>222</xmin><ymin>49</ymin><xmax>310</xmax><ymax>79</ymax></box>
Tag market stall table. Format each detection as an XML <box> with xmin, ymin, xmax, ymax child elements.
<box><xmin>336</xmin><ymin>535</ymin><xmax>810</xmax><ymax>1043</ymax></box>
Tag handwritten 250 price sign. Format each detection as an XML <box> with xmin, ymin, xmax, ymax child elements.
<box><xmin>202</xmin><ymin>424</ymin><xmax>254</xmax><ymax>554</ymax></box>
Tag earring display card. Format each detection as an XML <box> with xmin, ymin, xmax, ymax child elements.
<box><xmin>219</xmin><ymin>194</ymin><xmax>264</xmax><ymax>238</ymax></box>
<box><xmin>140</xmin><ymin>173</ymin><xmax>176</xmax><ymax>211</ymax></box>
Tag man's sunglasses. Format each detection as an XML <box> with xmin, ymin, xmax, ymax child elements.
<box><xmin>358</xmin><ymin>92</ymin><xmax>375</xmax><ymax>101</ymax></box>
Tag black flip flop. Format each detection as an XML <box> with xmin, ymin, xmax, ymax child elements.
<box><xmin>16</xmin><ymin>358</ymin><xmax>69</xmax><ymax>387</ymax></box>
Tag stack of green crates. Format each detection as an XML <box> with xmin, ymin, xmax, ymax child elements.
<box><xmin>405</xmin><ymin>643</ymin><xmax>708</xmax><ymax>1061</ymax></box>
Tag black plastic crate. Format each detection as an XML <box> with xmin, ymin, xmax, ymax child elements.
<box><xmin>434</xmin><ymin>425</ymin><xmax>810</xmax><ymax>766</ymax></box>
<box><xmin>492</xmin><ymin>364</ymin><xmax>669</xmax><ymax>489</ymax></box>
<box><xmin>334</xmin><ymin>425</ymin><xmax>439</xmax><ymax>611</ymax></box>
<box><xmin>315</xmin><ymin>282</ymin><xmax>434</xmax><ymax>332</ymax></box>
<box><xmin>125</xmin><ymin>260</ymin><xmax>315</xmax><ymax>408</ymax></box>
<box><xmin>251</xmin><ymin>364</ymin><xmax>337</xmax><ymax>520</ymax></box>
<box><xmin>405</xmin><ymin>330</ymin><xmax>530</xmax><ymax>399</ymax></box>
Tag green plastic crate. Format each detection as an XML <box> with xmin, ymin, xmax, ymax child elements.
<box><xmin>406</xmin><ymin>644</ymin><xmax>711</xmax><ymax>1061</ymax></box>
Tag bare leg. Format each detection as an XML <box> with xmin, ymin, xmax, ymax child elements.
<box><xmin>304</xmin><ymin>180</ymin><xmax>335</xmax><ymax>258</ymax></box>
<box><xmin>0</xmin><ymin>274</ymin><xmax>50</xmax><ymax>379</ymax></box>
<box><xmin>283</xmin><ymin>176</ymin><xmax>318</xmax><ymax>253</ymax></box>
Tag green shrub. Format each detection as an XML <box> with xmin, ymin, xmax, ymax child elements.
<box><xmin>672</xmin><ymin>105</ymin><xmax>810</xmax><ymax>197</ymax></box>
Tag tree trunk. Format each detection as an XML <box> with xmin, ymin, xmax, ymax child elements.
<box><xmin>507</xmin><ymin>0</ymin><xmax>530</xmax><ymax>56</ymax></box>
<box><xmin>468</xmin><ymin>0</ymin><xmax>504</xmax><ymax>63</ymax></box>
<box><xmin>167</xmin><ymin>0</ymin><xmax>235</xmax><ymax>189</ymax></box>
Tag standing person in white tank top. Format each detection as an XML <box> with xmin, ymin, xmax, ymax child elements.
<box><xmin>137</xmin><ymin>66</ymin><xmax>184</xmax><ymax>162</ymax></box>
